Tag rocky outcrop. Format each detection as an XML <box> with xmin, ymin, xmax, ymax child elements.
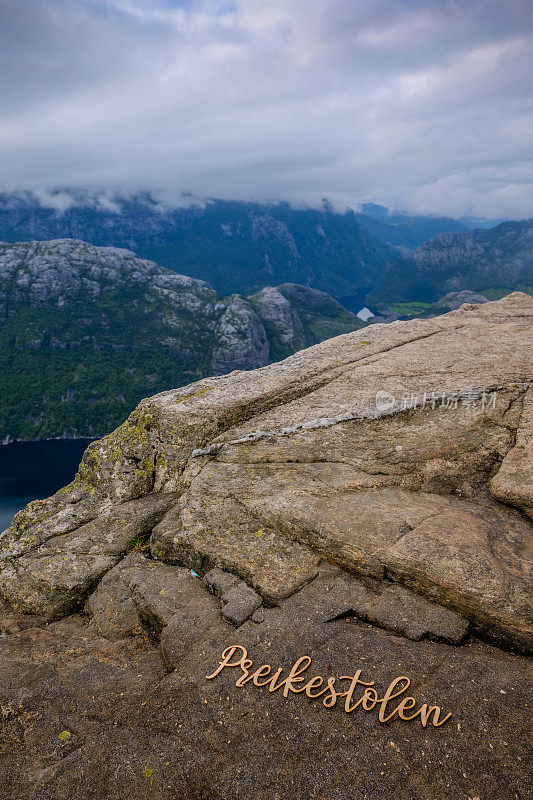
<box><xmin>1</xmin><ymin>291</ymin><xmax>531</xmax><ymax>648</ymax></box>
<box><xmin>250</xmin><ymin>283</ymin><xmax>366</xmax><ymax>360</ymax></box>
<box><xmin>249</xmin><ymin>285</ymin><xmax>307</xmax><ymax>357</ymax></box>
<box><xmin>0</xmin><ymin>493</ymin><xmax>177</xmax><ymax>617</ymax></box>
<box><xmin>211</xmin><ymin>294</ymin><xmax>270</xmax><ymax>373</ymax></box>
<box><xmin>0</xmin><ymin>293</ymin><xmax>531</xmax><ymax>799</ymax></box>
<box><xmin>428</xmin><ymin>290</ymin><xmax>490</xmax><ymax>313</ymax></box>
<box><xmin>0</xmin><ymin>239</ymin><xmax>363</xmax><ymax>440</ymax></box>
<box><xmin>491</xmin><ymin>384</ymin><xmax>533</xmax><ymax>519</ymax></box>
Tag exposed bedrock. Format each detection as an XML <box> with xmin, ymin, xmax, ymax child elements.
<box><xmin>0</xmin><ymin>292</ymin><xmax>531</xmax><ymax>654</ymax></box>
<box><xmin>1</xmin><ymin>293</ymin><xmax>532</xmax><ymax>800</ymax></box>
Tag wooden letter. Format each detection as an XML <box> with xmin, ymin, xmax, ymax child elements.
<box><xmin>235</xmin><ymin>659</ymin><xmax>255</xmax><ymax>686</ymax></box>
<box><xmin>340</xmin><ymin>671</ymin><xmax>375</xmax><ymax>713</ymax></box>
<box><xmin>378</xmin><ymin>676</ymin><xmax>411</xmax><ymax>723</ymax></box>
<box><xmin>418</xmin><ymin>704</ymin><xmax>452</xmax><ymax>728</ymax></box>
<box><xmin>395</xmin><ymin>696</ymin><xmax>418</xmax><ymax>720</ymax></box>
<box><xmin>322</xmin><ymin>677</ymin><xmax>339</xmax><ymax>708</ymax></box>
<box><xmin>267</xmin><ymin>668</ymin><xmax>285</xmax><ymax>692</ymax></box>
<box><xmin>361</xmin><ymin>687</ymin><xmax>379</xmax><ymax>711</ymax></box>
<box><xmin>252</xmin><ymin>665</ymin><xmax>273</xmax><ymax>686</ymax></box>
<box><xmin>206</xmin><ymin>645</ymin><xmax>248</xmax><ymax>680</ymax></box>
<box><xmin>281</xmin><ymin>656</ymin><xmax>312</xmax><ymax>697</ymax></box>
<box><xmin>304</xmin><ymin>676</ymin><xmax>327</xmax><ymax>698</ymax></box>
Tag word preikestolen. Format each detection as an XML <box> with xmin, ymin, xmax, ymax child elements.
<box><xmin>206</xmin><ymin>646</ymin><xmax>452</xmax><ymax>728</ymax></box>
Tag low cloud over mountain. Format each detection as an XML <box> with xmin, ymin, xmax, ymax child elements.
<box><xmin>0</xmin><ymin>1</ymin><xmax>531</xmax><ymax>217</ymax></box>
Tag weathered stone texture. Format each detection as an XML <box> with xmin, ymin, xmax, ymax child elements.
<box><xmin>0</xmin><ymin>293</ymin><xmax>532</xmax><ymax>799</ymax></box>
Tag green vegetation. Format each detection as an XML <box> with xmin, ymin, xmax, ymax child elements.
<box><xmin>129</xmin><ymin>536</ymin><xmax>150</xmax><ymax>552</ymax></box>
<box><xmin>0</xmin><ymin>342</ymin><xmax>197</xmax><ymax>440</ymax></box>
<box><xmin>379</xmin><ymin>301</ymin><xmax>431</xmax><ymax>317</ymax></box>
<box><xmin>481</xmin><ymin>284</ymin><xmax>533</xmax><ymax>300</ymax></box>
<box><xmin>0</xmin><ymin>288</ymin><xmax>213</xmax><ymax>440</ymax></box>
<box><xmin>367</xmin><ymin>221</ymin><xmax>533</xmax><ymax>306</ymax></box>
<box><xmin>0</xmin><ymin>241</ymin><xmax>365</xmax><ymax>441</ymax></box>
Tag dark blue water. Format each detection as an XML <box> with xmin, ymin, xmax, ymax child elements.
<box><xmin>0</xmin><ymin>439</ymin><xmax>93</xmax><ymax>532</ymax></box>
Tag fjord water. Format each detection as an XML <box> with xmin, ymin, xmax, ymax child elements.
<box><xmin>0</xmin><ymin>439</ymin><xmax>93</xmax><ymax>532</ymax></box>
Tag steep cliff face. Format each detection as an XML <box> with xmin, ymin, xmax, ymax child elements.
<box><xmin>0</xmin><ymin>293</ymin><xmax>531</xmax><ymax>800</ymax></box>
<box><xmin>367</xmin><ymin>219</ymin><xmax>533</xmax><ymax>307</ymax></box>
<box><xmin>0</xmin><ymin>239</ymin><xmax>363</xmax><ymax>440</ymax></box>
<box><xmin>211</xmin><ymin>294</ymin><xmax>270</xmax><ymax>374</ymax></box>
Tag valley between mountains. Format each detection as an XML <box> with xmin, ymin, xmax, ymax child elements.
<box><xmin>1</xmin><ymin>213</ymin><xmax>532</xmax><ymax>442</ymax></box>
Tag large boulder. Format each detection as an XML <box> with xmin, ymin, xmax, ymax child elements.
<box><xmin>0</xmin><ymin>292</ymin><xmax>531</xmax><ymax>799</ymax></box>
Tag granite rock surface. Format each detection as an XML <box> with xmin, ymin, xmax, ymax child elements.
<box><xmin>0</xmin><ymin>292</ymin><xmax>532</xmax><ymax>799</ymax></box>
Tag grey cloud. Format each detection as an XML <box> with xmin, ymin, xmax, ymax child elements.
<box><xmin>0</xmin><ymin>0</ymin><xmax>531</xmax><ymax>217</ymax></box>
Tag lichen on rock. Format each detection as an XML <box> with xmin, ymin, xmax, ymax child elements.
<box><xmin>1</xmin><ymin>292</ymin><xmax>532</xmax><ymax>652</ymax></box>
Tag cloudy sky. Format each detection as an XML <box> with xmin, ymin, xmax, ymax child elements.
<box><xmin>0</xmin><ymin>0</ymin><xmax>531</xmax><ymax>217</ymax></box>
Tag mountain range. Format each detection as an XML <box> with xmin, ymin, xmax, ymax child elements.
<box><xmin>354</xmin><ymin>202</ymin><xmax>469</xmax><ymax>252</ymax></box>
<box><xmin>0</xmin><ymin>192</ymin><xmax>494</xmax><ymax>305</ymax></box>
<box><xmin>0</xmin><ymin>194</ymin><xmax>531</xmax><ymax>442</ymax></box>
<box><xmin>0</xmin><ymin>239</ymin><xmax>363</xmax><ymax>441</ymax></box>
<box><xmin>367</xmin><ymin>219</ymin><xmax>533</xmax><ymax>310</ymax></box>
<box><xmin>0</xmin><ymin>194</ymin><xmax>394</xmax><ymax>302</ymax></box>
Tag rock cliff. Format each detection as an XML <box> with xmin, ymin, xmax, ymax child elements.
<box><xmin>0</xmin><ymin>293</ymin><xmax>531</xmax><ymax>800</ymax></box>
<box><xmin>0</xmin><ymin>239</ymin><xmax>363</xmax><ymax>440</ymax></box>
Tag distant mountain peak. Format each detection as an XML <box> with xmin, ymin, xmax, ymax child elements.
<box><xmin>366</xmin><ymin>219</ymin><xmax>533</xmax><ymax>310</ymax></box>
